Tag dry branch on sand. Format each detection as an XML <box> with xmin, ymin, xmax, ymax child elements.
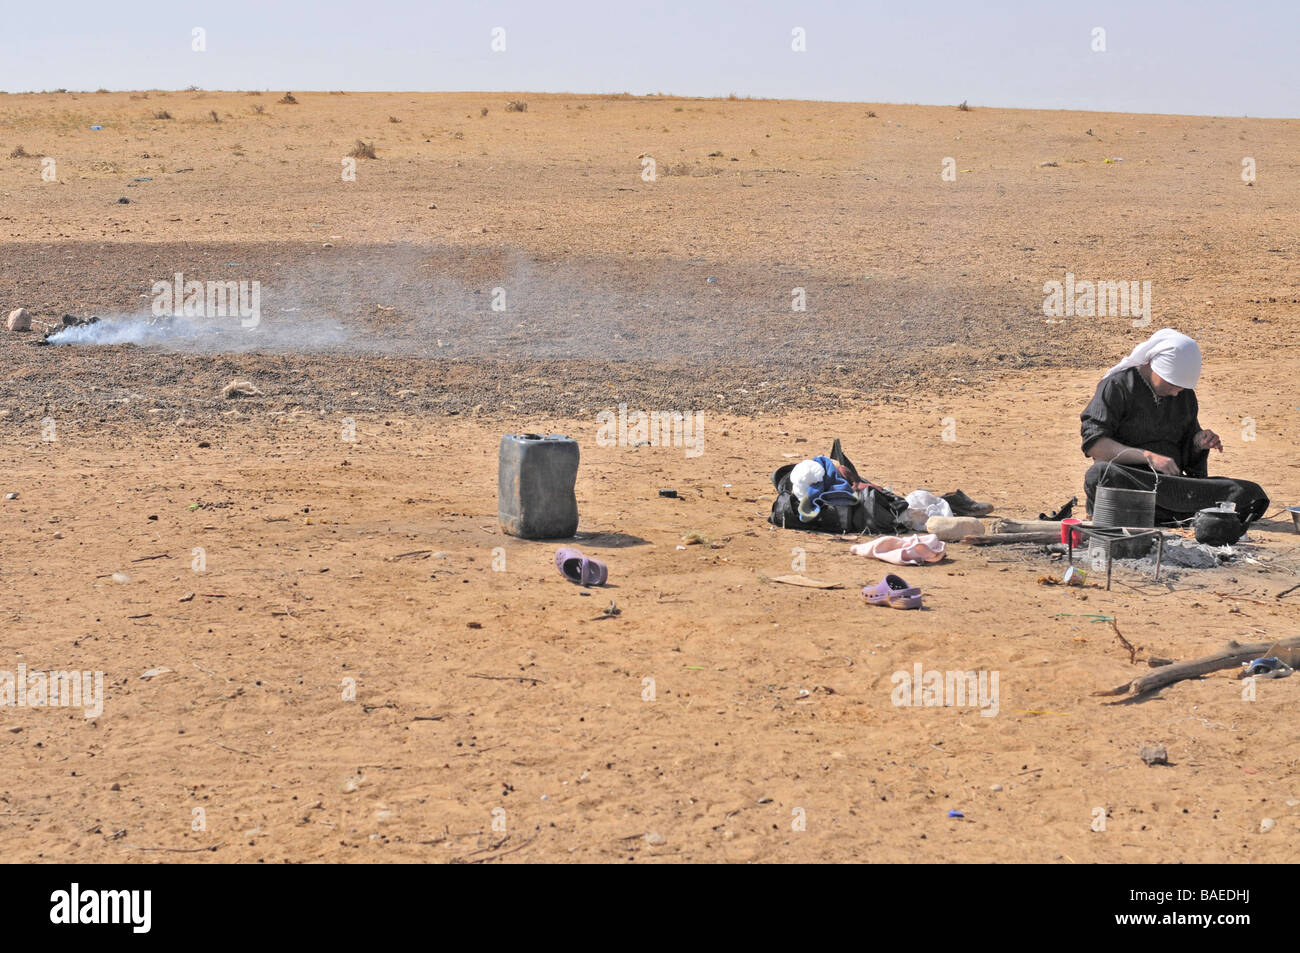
<box><xmin>348</xmin><ymin>140</ymin><xmax>377</xmax><ymax>159</ymax></box>
<box><xmin>1095</xmin><ymin>635</ymin><xmax>1300</xmax><ymax>699</ymax></box>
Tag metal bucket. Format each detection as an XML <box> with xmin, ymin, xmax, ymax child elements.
<box><xmin>1093</xmin><ymin>486</ymin><xmax>1156</xmax><ymax>528</ymax></box>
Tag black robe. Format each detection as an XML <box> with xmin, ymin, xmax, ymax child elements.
<box><xmin>1079</xmin><ymin>368</ymin><xmax>1268</xmax><ymax>524</ymax></box>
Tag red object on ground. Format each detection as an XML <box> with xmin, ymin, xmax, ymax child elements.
<box><xmin>1061</xmin><ymin>517</ymin><xmax>1083</xmax><ymax>545</ymax></box>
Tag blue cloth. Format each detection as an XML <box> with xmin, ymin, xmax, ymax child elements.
<box><xmin>798</xmin><ymin>456</ymin><xmax>858</xmax><ymax>521</ymax></box>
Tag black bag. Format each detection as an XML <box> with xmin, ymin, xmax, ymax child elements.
<box><xmin>768</xmin><ymin>439</ymin><xmax>911</xmax><ymax>535</ymax></box>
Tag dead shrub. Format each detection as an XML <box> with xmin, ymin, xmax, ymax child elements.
<box><xmin>209</xmin><ymin>110</ymin><xmax>220</xmax><ymax>123</ymax></box>
<box><xmin>277</xmin><ymin>92</ymin><xmax>298</xmax><ymax>105</ymax></box>
<box><xmin>957</xmin><ymin>100</ymin><xmax>971</xmax><ymax>111</ymax></box>
<box><xmin>348</xmin><ymin>139</ymin><xmax>377</xmax><ymax>159</ymax></box>
<box><xmin>505</xmin><ymin>99</ymin><xmax>527</xmax><ymax>112</ymax></box>
<box><xmin>8</xmin><ymin>145</ymin><xmax>30</xmax><ymax>158</ymax></box>
<box><xmin>153</xmin><ymin>109</ymin><xmax>173</xmax><ymax>120</ymax></box>
<box><xmin>251</xmin><ymin>104</ymin><xmax>264</xmax><ymax>115</ymax></box>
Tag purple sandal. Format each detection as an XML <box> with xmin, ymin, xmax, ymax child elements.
<box><xmin>555</xmin><ymin>547</ymin><xmax>608</xmax><ymax>587</ymax></box>
<box><xmin>862</xmin><ymin>574</ymin><xmax>922</xmax><ymax>610</ymax></box>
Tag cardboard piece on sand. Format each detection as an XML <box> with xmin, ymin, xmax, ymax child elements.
<box><xmin>770</xmin><ymin>575</ymin><xmax>843</xmax><ymax>589</ymax></box>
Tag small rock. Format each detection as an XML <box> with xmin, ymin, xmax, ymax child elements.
<box><xmin>111</xmin><ymin>572</ymin><xmax>130</xmax><ymax>584</ymax></box>
<box><xmin>990</xmin><ymin>784</ymin><xmax>1003</xmax><ymax>792</ymax></box>
<box><xmin>7</xmin><ymin>726</ymin><xmax>21</xmax><ymax>734</ymax></box>
<box><xmin>140</xmin><ymin>667</ymin><xmax>172</xmax><ymax>680</ymax></box>
<box><xmin>6</xmin><ymin>308</ymin><xmax>31</xmax><ymax>332</ymax></box>
<box><xmin>221</xmin><ymin>380</ymin><xmax>261</xmax><ymax>399</ymax></box>
<box><xmin>110</xmin><ymin>782</ymin><xmax>120</xmax><ymax>791</ymax></box>
<box><xmin>179</xmin><ymin>592</ymin><xmax>195</xmax><ymax>602</ymax></box>
<box><xmin>644</xmin><ymin>831</ymin><xmax>666</xmax><ymax>846</ymax></box>
<box><xmin>1139</xmin><ymin>744</ymin><xmax>1168</xmax><ymax>766</ymax></box>
<box><xmin>1260</xmin><ymin>817</ymin><xmax>1276</xmax><ymax>834</ymax></box>
<box><xmin>4</xmin><ymin>492</ymin><xmax>17</xmax><ymax>500</ymax></box>
<box><xmin>756</xmin><ymin>796</ymin><xmax>773</xmax><ymax>804</ymax></box>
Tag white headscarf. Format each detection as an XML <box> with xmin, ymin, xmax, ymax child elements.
<box><xmin>1102</xmin><ymin>328</ymin><xmax>1202</xmax><ymax>389</ymax></box>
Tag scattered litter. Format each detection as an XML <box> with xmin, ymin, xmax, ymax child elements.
<box><xmin>905</xmin><ymin>490</ymin><xmax>952</xmax><ymax>529</ymax></box>
<box><xmin>592</xmin><ymin>601</ymin><xmax>620</xmax><ymax>620</ymax></box>
<box><xmin>90</xmin><ymin>125</ymin><xmax>102</xmax><ymax>130</ymax></box>
<box><xmin>111</xmin><ymin>572</ymin><xmax>130</xmax><ymax>584</ymax></box>
<box><xmin>4</xmin><ymin>492</ymin><xmax>17</xmax><ymax>500</ymax></box>
<box><xmin>1260</xmin><ymin>818</ymin><xmax>1276</xmax><ymax>834</ymax></box>
<box><xmin>140</xmin><ymin>667</ymin><xmax>172</xmax><ymax>680</ymax></box>
<box><xmin>657</xmin><ymin>489</ymin><xmax>678</xmax><ymax>498</ymax></box>
<box><xmin>1243</xmin><ymin>656</ymin><xmax>1293</xmax><ymax>679</ymax></box>
<box><xmin>770</xmin><ymin>574</ymin><xmax>842</xmax><ymax>589</ymax></box>
<box><xmin>644</xmin><ymin>832</ymin><xmax>666</xmax><ymax>846</ymax></box>
<box><xmin>681</xmin><ymin>531</ymin><xmax>715</xmax><ymax>547</ymax></box>
<box><xmin>947</xmin><ymin>810</ymin><xmax>964</xmax><ymax>819</ymax></box>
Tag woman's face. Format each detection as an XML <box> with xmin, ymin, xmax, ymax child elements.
<box><xmin>1149</xmin><ymin>368</ymin><xmax>1184</xmax><ymax>397</ymax></box>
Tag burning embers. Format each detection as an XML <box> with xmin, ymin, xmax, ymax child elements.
<box><xmin>38</xmin><ymin>314</ymin><xmax>100</xmax><ymax>345</ymax></box>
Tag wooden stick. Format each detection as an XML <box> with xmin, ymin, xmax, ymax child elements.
<box><xmin>990</xmin><ymin>519</ymin><xmax>1063</xmax><ymax>534</ymax></box>
<box><xmin>1276</xmin><ymin>582</ymin><xmax>1300</xmax><ymax>601</ymax></box>
<box><xmin>123</xmin><ymin>843</ymin><xmax>225</xmax><ymax>853</ymax></box>
<box><xmin>1094</xmin><ymin>634</ymin><xmax>1300</xmax><ymax>699</ymax></box>
<box><xmin>1109</xmin><ymin>619</ymin><xmax>1137</xmax><ymax>665</ymax></box>
<box><xmin>466</xmin><ymin>673</ymin><xmax>543</xmax><ymax>684</ymax></box>
<box><xmin>964</xmin><ymin>532</ymin><xmax>1060</xmax><ymax>545</ymax></box>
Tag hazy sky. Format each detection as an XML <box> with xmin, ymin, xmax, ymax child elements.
<box><xmin>2</xmin><ymin>0</ymin><xmax>1296</xmax><ymax>117</ymax></box>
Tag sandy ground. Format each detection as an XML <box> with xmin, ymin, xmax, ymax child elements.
<box><xmin>1</xmin><ymin>91</ymin><xmax>1299</xmax><ymax>863</ymax></box>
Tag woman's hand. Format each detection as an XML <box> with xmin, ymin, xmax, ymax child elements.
<box><xmin>1193</xmin><ymin>429</ymin><xmax>1223</xmax><ymax>452</ymax></box>
<box><xmin>1142</xmin><ymin>450</ymin><xmax>1181</xmax><ymax>475</ymax></box>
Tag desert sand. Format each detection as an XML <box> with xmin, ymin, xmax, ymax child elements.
<box><xmin>1</xmin><ymin>90</ymin><xmax>1298</xmax><ymax>862</ymax></box>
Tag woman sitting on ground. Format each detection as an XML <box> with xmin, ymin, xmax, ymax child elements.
<box><xmin>1080</xmin><ymin>328</ymin><xmax>1269</xmax><ymax>525</ymax></box>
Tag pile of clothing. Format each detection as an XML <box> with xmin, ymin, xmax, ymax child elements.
<box><xmin>769</xmin><ymin>440</ymin><xmax>995</xmax><ymax>565</ymax></box>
